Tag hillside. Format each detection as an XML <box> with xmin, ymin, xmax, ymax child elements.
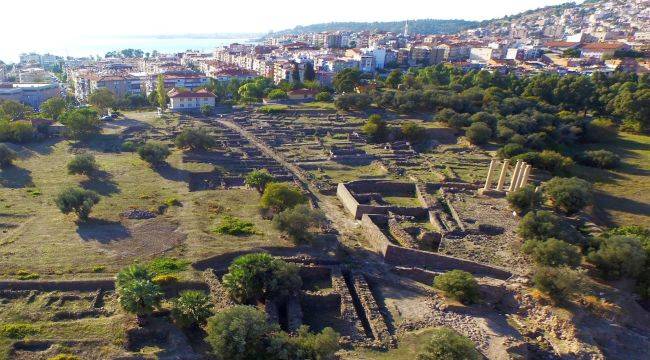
<box><xmin>270</xmin><ymin>19</ymin><xmax>479</xmax><ymax>36</ymax></box>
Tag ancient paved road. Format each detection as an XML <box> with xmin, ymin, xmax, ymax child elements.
<box><xmin>215</xmin><ymin>118</ymin><xmax>362</xmax><ymax>246</ymax></box>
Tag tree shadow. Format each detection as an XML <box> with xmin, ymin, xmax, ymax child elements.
<box><xmin>592</xmin><ymin>191</ymin><xmax>650</xmax><ymax>226</ymax></box>
<box><xmin>71</xmin><ymin>134</ymin><xmax>123</xmax><ymax>153</ymax></box>
<box><xmin>153</xmin><ymin>163</ymin><xmax>193</xmax><ymax>183</ymax></box>
<box><xmin>0</xmin><ymin>165</ymin><xmax>33</xmax><ymax>188</ymax></box>
<box><xmin>76</xmin><ymin>218</ymin><xmax>131</xmax><ymax>244</ymax></box>
<box><xmin>80</xmin><ymin>170</ymin><xmax>120</xmax><ymax>196</ymax></box>
<box><xmin>20</xmin><ymin>138</ymin><xmax>59</xmax><ymax>157</ymax></box>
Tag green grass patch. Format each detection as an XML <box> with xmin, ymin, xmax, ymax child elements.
<box><xmin>145</xmin><ymin>257</ymin><xmax>190</xmax><ymax>275</ymax></box>
<box><xmin>212</xmin><ymin>215</ymin><xmax>256</xmax><ymax>236</ymax></box>
<box><xmin>0</xmin><ymin>323</ymin><xmax>39</xmax><ymax>339</ymax></box>
<box><xmin>383</xmin><ymin>196</ymin><xmax>423</xmax><ymax>207</ymax></box>
<box><xmin>258</xmin><ymin>105</ymin><xmax>288</xmax><ymax>113</ymax></box>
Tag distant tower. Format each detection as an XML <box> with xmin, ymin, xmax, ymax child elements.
<box><xmin>404</xmin><ymin>20</ymin><xmax>409</xmax><ymax>37</ymax></box>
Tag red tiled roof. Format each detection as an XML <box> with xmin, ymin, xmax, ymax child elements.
<box><xmin>168</xmin><ymin>88</ymin><xmax>215</xmax><ymax>98</ymax></box>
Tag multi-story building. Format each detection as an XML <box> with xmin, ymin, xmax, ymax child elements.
<box><xmin>167</xmin><ymin>88</ymin><xmax>216</xmax><ymax>112</ymax></box>
<box><xmin>0</xmin><ymin>83</ymin><xmax>60</xmax><ymax>109</ymax></box>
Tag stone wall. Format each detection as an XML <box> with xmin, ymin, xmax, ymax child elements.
<box><xmin>391</xmin><ymin>267</ymin><xmax>439</xmax><ymax>285</ymax></box>
<box><xmin>337</xmin><ymin>182</ymin><xmax>428</xmax><ymax>220</ymax></box>
<box><xmin>286</xmin><ymin>296</ymin><xmax>303</xmax><ymax>332</ymax></box>
<box><xmin>351</xmin><ymin>272</ymin><xmax>393</xmax><ymax>347</ymax></box>
<box><xmin>387</xmin><ymin>213</ymin><xmax>419</xmax><ymax>249</ymax></box>
<box><xmin>331</xmin><ymin>267</ymin><xmax>365</xmax><ymax>340</ymax></box>
<box><xmin>361</xmin><ymin>214</ymin><xmax>511</xmax><ymax>280</ymax></box>
<box><xmin>0</xmin><ymin>279</ymin><xmax>115</xmax><ymax>291</ymax></box>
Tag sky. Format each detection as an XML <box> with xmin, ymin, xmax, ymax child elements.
<box><xmin>0</xmin><ymin>0</ymin><xmax>575</xmax><ymax>62</ymax></box>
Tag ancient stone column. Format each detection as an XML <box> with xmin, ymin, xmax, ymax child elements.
<box><xmin>483</xmin><ymin>158</ymin><xmax>498</xmax><ymax>191</ymax></box>
<box><xmin>496</xmin><ymin>160</ymin><xmax>509</xmax><ymax>191</ymax></box>
<box><xmin>518</xmin><ymin>164</ymin><xmax>532</xmax><ymax>189</ymax></box>
<box><xmin>508</xmin><ymin>160</ymin><xmax>523</xmax><ymax>192</ymax></box>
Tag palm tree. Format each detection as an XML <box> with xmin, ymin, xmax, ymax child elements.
<box><xmin>118</xmin><ymin>279</ymin><xmax>162</xmax><ymax>326</ymax></box>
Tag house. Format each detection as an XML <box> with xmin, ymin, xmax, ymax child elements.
<box><xmin>580</xmin><ymin>42</ymin><xmax>629</xmax><ymax>60</ymax></box>
<box><xmin>167</xmin><ymin>88</ymin><xmax>216</xmax><ymax>112</ymax></box>
<box><xmin>287</xmin><ymin>88</ymin><xmax>319</xmax><ymax>101</ymax></box>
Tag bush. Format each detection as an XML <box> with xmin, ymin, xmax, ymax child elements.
<box><xmin>401</xmin><ymin>122</ymin><xmax>427</xmax><ymax>144</ymax></box>
<box><xmin>267</xmin><ymin>89</ymin><xmax>288</xmax><ymax>100</ymax></box>
<box><xmin>67</xmin><ymin>153</ymin><xmax>98</xmax><ymax>176</ymax></box>
<box><xmin>121</xmin><ymin>141</ymin><xmax>137</xmax><ymax>152</ymax></box>
<box><xmin>171</xmin><ymin>290</ymin><xmax>214</xmax><ymax>328</ymax></box>
<box><xmin>175</xmin><ymin>128</ymin><xmax>215</xmax><ymax>151</ymax></box>
<box><xmin>55</xmin><ymin>187</ymin><xmax>100</xmax><ymax>220</ymax></box>
<box><xmin>137</xmin><ymin>142</ymin><xmax>170</xmax><ymax>166</ymax></box>
<box><xmin>517</xmin><ymin>210</ymin><xmax>585</xmax><ymax>246</ymax></box>
<box><xmin>47</xmin><ymin>355</ymin><xmax>80</xmax><ymax>360</ymax></box>
<box><xmin>260</xmin><ymin>182</ymin><xmax>307</xmax><ymax>214</ymax></box>
<box><xmin>0</xmin><ymin>143</ymin><xmax>17</xmax><ymax>167</ymax></box>
<box><xmin>532</xmin><ymin>266</ymin><xmax>583</xmax><ymax>303</ymax></box>
<box><xmin>514</xmin><ymin>150</ymin><xmax>573</xmax><ymax>175</ymax></box>
<box><xmin>245</xmin><ymin>169</ymin><xmax>275</xmax><ymax>193</ymax></box>
<box><xmin>222</xmin><ymin>253</ymin><xmax>302</xmax><ymax>304</ymax></box>
<box><xmin>315</xmin><ymin>92</ymin><xmax>332</xmax><ymax>102</ymax></box>
<box><xmin>200</xmin><ymin>104</ymin><xmax>214</xmax><ymax>116</ymax></box>
<box><xmin>362</xmin><ymin>114</ymin><xmax>388</xmax><ymax>143</ymax></box>
<box><xmin>205</xmin><ymin>305</ymin><xmax>278</xmax><ymax>360</ymax></box>
<box><xmin>0</xmin><ymin>323</ymin><xmax>38</xmax><ymax>339</ymax></box>
<box><xmin>213</xmin><ymin>215</ymin><xmax>256</xmax><ymax>236</ymax></box>
<box><xmin>523</xmin><ymin>238</ymin><xmax>582</xmax><ymax>267</ymax></box>
<box><xmin>506</xmin><ymin>185</ymin><xmax>541</xmax><ymax>215</ymax></box>
<box><xmin>152</xmin><ymin>274</ymin><xmax>178</xmax><ymax>285</ymax></box>
<box><xmin>60</xmin><ymin>108</ymin><xmax>101</xmax><ymax>140</ymax></box>
<box><xmin>416</xmin><ymin>327</ymin><xmax>480</xmax><ymax>360</ymax></box>
<box><xmin>576</xmin><ymin>150</ymin><xmax>620</xmax><ymax>169</ymax></box>
<box><xmin>465</xmin><ymin>122</ymin><xmax>492</xmax><ymax>145</ymax></box>
<box><xmin>433</xmin><ymin>270</ymin><xmax>479</xmax><ymax>304</ymax></box>
<box><xmin>334</xmin><ymin>93</ymin><xmax>371</xmax><ymax>111</ymax></box>
<box><xmin>497</xmin><ymin>143</ymin><xmax>525</xmax><ymax>159</ymax></box>
<box><xmin>293</xmin><ymin>325</ymin><xmax>340</xmax><ymax>360</ymax></box>
<box><xmin>585</xmin><ymin>118</ymin><xmax>617</xmax><ymax>143</ymax></box>
<box><xmin>0</xmin><ymin>120</ymin><xmax>35</xmax><ymax>143</ymax></box>
<box><xmin>272</xmin><ymin>204</ymin><xmax>327</xmax><ymax>244</ymax></box>
<box><xmin>542</xmin><ymin>177</ymin><xmax>592</xmax><ymax>215</ymax></box>
<box><xmin>587</xmin><ymin>235</ymin><xmax>646</xmax><ymax>280</ymax></box>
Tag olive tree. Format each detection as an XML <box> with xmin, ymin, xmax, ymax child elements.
<box><xmin>55</xmin><ymin>187</ymin><xmax>100</xmax><ymax>220</ymax></box>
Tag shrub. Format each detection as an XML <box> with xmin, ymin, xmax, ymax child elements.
<box><xmin>16</xmin><ymin>270</ymin><xmax>39</xmax><ymax>280</ymax></box>
<box><xmin>163</xmin><ymin>197</ymin><xmax>182</xmax><ymax>207</ymax></box>
<box><xmin>267</xmin><ymin>89</ymin><xmax>288</xmax><ymax>100</ymax></box>
<box><xmin>171</xmin><ymin>290</ymin><xmax>214</xmax><ymax>328</ymax></box>
<box><xmin>542</xmin><ymin>177</ymin><xmax>592</xmax><ymax>215</ymax></box>
<box><xmin>222</xmin><ymin>253</ymin><xmax>301</xmax><ymax>304</ymax></box>
<box><xmin>334</xmin><ymin>93</ymin><xmax>371</xmax><ymax>110</ymax></box>
<box><xmin>362</xmin><ymin>114</ymin><xmax>388</xmax><ymax>143</ymax></box>
<box><xmin>532</xmin><ymin>266</ymin><xmax>583</xmax><ymax>303</ymax></box>
<box><xmin>205</xmin><ymin>305</ymin><xmax>278</xmax><ymax>360</ymax></box>
<box><xmin>433</xmin><ymin>270</ymin><xmax>479</xmax><ymax>304</ymax></box>
<box><xmin>213</xmin><ymin>215</ymin><xmax>256</xmax><ymax>236</ymax></box>
<box><xmin>401</xmin><ymin>122</ymin><xmax>427</xmax><ymax>144</ymax></box>
<box><xmin>497</xmin><ymin>143</ymin><xmax>525</xmax><ymax>159</ymax></box>
<box><xmin>587</xmin><ymin>235</ymin><xmax>646</xmax><ymax>280</ymax></box>
<box><xmin>517</xmin><ymin>210</ymin><xmax>585</xmax><ymax>246</ymax></box>
<box><xmin>146</xmin><ymin>257</ymin><xmax>189</xmax><ymax>275</ymax></box>
<box><xmin>245</xmin><ymin>169</ymin><xmax>275</xmax><ymax>193</ymax></box>
<box><xmin>137</xmin><ymin>142</ymin><xmax>170</xmax><ymax>166</ymax></box>
<box><xmin>465</xmin><ymin>122</ymin><xmax>492</xmax><ymax>145</ymax></box>
<box><xmin>514</xmin><ymin>150</ymin><xmax>573</xmax><ymax>175</ymax></box>
<box><xmin>576</xmin><ymin>150</ymin><xmax>620</xmax><ymax>169</ymax></box>
<box><xmin>175</xmin><ymin>128</ymin><xmax>215</xmax><ymax>151</ymax></box>
<box><xmin>523</xmin><ymin>238</ymin><xmax>582</xmax><ymax>267</ymax></box>
<box><xmin>0</xmin><ymin>120</ymin><xmax>35</xmax><ymax>143</ymax></box>
<box><xmin>0</xmin><ymin>323</ymin><xmax>38</xmax><ymax>339</ymax></box>
<box><xmin>272</xmin><ymin>204</ymin><xmax>327</xmax><ymax>244</ymax></box>
<box><xmin>293</xmin><ymin>325</ymin><xmax>340</xmax><ymax>360</ymax></box>
<box><xmin>55</xmin><ymin>187</ymin><xmax>100</xmax><ymax>220</ymax></box>
<box><xmin>121</xmin><ymin>141</ymin><xmax>137</xmax><ymax>152</ymax></box>
<box><xmin>416</xmin><ymin>327</ymin><xmax>480</xmax><ymax>360</ymax></box>
<box><xmin>200</xmin><ymin>104</ymin><xmax>214</xmax><ymax>116</ymax></box>
<box><xmin>152</xmin><ymin>274</ymin><xmax>178</xmax><ymax>285</ymax></box>
<box><xmin>67</xmin><ymin>153</ymin><xmax>98</xmax><ymax>176</ymax></box>
<box><xmin>315</xmin><ymin>92</ymin><xmax>332</xmax><ymax>102</ymax></box>
<box><xmin>60</xmin><ymin>108</ymin><xmax>101</xmax><ymax>140</ymax></box>
<box><xmin>260</xmin><ymin>182</ymin><xmax>307</xmax><ymax>214</ymax></box>
<box><xmin>585</xmin><ymin>118</ymin><xmax>617</xmax><ymax>143</ymax></box>
<box><xmin>506</xmin><ymin>185</ymin><xmax>541</xmax><ymax>215</ymax></box>
<box><xmin>0</xmin><ymin>143</ymin><xmax>17</xmax><ymax>167</ymax></box>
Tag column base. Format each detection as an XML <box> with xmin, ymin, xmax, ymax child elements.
<box><xmin>477</xmin><ymin>189</ymin><xmax>506</xmax><ymax>197</ymax></box>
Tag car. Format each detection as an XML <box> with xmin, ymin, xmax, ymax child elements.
<box><xmin>100</xmin><ymin>115</ymin><xmax>112</xmax><ymax>121</ymax></box>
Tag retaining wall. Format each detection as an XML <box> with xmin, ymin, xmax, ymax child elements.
<box><xmin>361</xmin><ymin>214</ymin><xmax>511</xmax><ymax>280</ymax></box>
<box><xmin>337</xmin><ymin>182</ymin><xmax>428</xmax><ymax>220</ymax></box>
<box><xmin>351</xmin><ymin>272</ymin><xmax>392</xmax><ymax>346</ymax></box>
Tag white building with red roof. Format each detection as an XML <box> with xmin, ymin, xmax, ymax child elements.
<box><xmin>167</xmin><ymin>88</ymin><xmax>216</xmax><ymax>112</ymax></box>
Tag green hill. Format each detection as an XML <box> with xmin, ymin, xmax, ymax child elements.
<box><xmin>270</xmin><ymin>19</ymin><xmax>479</xmax><ymax>37</ymax></box>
